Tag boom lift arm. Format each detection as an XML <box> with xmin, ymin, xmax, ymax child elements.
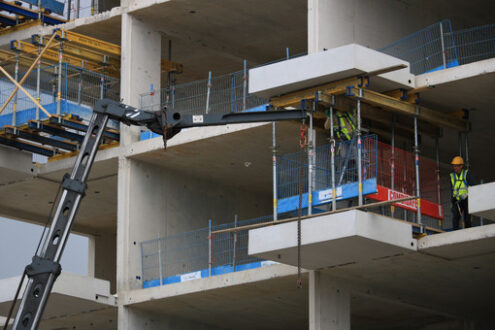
<box><xmin>9</xmin><ymin>99</ymin><xmax>309</xmax><ymax>330</ymax></box>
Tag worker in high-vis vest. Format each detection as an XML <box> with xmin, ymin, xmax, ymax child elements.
<box><xmin>450</xmin><ymin>156</ymin><xmax>476</xmax><ymax>230</ymax></box>
<box><xmin>324</xmin><ymin>110</ymin><xmax>356</xmax><ymax>141</ymax></box>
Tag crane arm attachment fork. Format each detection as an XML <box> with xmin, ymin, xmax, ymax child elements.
<box><xmin>9</xmin><ymin>99</ymin><xmax>309</xmax><ymax>330</ymax></box>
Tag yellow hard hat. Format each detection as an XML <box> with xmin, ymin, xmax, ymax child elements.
<box><xmin>451</xmin><ymin>156</ymin><xmax>464</xmax><ymax>165</ymax></box>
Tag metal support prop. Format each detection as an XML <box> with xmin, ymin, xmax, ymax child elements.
<box><xmin>158</xmin><ymin>233</ymin><xmax>163</xmax><ymax>286</ymax></box>
<box><xmin>36</xmin><ymin>37</ymin><xmax>42</xmax><ymax>121</ymax></box>
<box><xmin>242</xmin><ymin>60</ymin><xmax>247</xmax><ymax>111</ymax></box>
<box><xmin>100</xmin><ymin>57</ymin><xmax>106</xmax><ymax>100</ymax></box>
<box><xmin>57</xmin><ymin>33</ymin><xmax>64</xmax><ymax>116</ymax></box>
<box><xmin>307</xmin><ymin>102</ymin><xmax>314</xmax><ymax>215</ymax></box>
<box><xmin>435</xmin><ymin>137</ymin><xmax>442</xmax><ymax>228</ymax></box>
<box><xmin>414</xmin><ymin>107</ymin><xmax>423</xmax><ymax>232</ymax></box>
<box><xmin>208</xmin><ymin>219</ymin><xmax>212</xmax><ymax>277</ymax></box>
<box><xmin>480</xmin><ymin>179</ymin><xmax>484</xmax><ymax>226</ymax></box>
<box><xmin>13</xmin><ymin>51</ymin><xmax>19</xmax><ymax>126</ymax></box>
<box><xmin>232</xmin><ymin>215</ymin><xmax>238</xmax><ymax>271</ymax></box>
<box><xmin>12</xmin><ymin>112</ymin><xmax>110</xmax><ymax>330</ymax></box>
<box><xmin>77</xmin><ymin>66</ymin><xmax>83</xmax><ymax>105</ymax></box>
<box><xmin>440</xmin><ymin>22</ymin><xmax>447</xmax><ymax>69</ymax></box>
<box><xmin>67</xmin><ymin>0</ymin><xmax>72</xmax><ymax>20</ymax></box>
<box><xmin>272</xmin><ymin>122</ymin><xmax>278</xmax><ymax>220</ymax></box>
<box><xmin>391</xmin><ymin>114</ymin><xmax>396</xmax><ymax>216</ymax></box>
<box><xmin>75</xmin><ymin>0</ymin><xmax>80</xmax><ymax>18</ymax></box>
<box><xmin>357</xmin><ymin>89</ymin><xmax>363</xmax><ymax>206</ymax></box>
<box><xmin>206</xmin><ymin>71</ymin><xmax>212</xmax><ymax>114</ymax></box>
<box><xmin>465</xmin><ymin>116</ymin><xmax>470</xmax><ymax>170</ymax></box>
<box><xmin>37</xmin><ymin>0</ymin><xmax>41</xmax><ymax>19</ymax></box>
<box><xmin>329</xmin><ymin>96</ymin><xmax>337</xmax><ymax>211</ymax></box>
<box><xmin>458</xmin><ymin>132</ymin><xmax>463</xmax><ymax>158</ymax></box>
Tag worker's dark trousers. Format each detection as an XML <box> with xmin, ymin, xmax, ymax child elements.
<box><xmin>452</xmin><ymin>198</ymin><xmax>471</xmax><ymax>230</ymax></box>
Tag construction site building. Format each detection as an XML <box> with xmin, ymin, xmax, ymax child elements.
<box><xmin>0</xmin><ymin>0</ymin><xmax>495</xmax><ymax>329</ymax></box>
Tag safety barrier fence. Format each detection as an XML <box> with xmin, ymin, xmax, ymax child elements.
<box><xmin>379</xmin><ymin>20</ymin><xmax>495</xmax><ymax>75</ymax></box>
<box><xmin>0</xmin><ymin>63</ymin><xmax>119</xmax><ymax>126</ymax></box>
<box><xmin>276</xmin><ymin>135</ymin><xmax>378</xmax><ymax>213</ymax></box>
<box><xmin>140</xmin><ymin>70</ymin><xmax>268</xmax><ymax>114</ymax></box>
<box><xmin>379</xmin><ymin>20</ymin><xmax>457</xmax><ymax>74</ymax></box>
<box><xmin>446</xmin><ymin>23</ymin><xmax>495</xmax><ymax>66</ymax></box>
<box><xmin>276</xmin><ymin>135</ymin><xmax>444</xmax><ymax>226</ymax></box>
<box><xmin>141</xmin><ymin>215</ymin><xmax>274</xmax><ymax>287</ymax></box>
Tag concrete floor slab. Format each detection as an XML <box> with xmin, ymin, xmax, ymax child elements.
<box><xmin>418</xmin><ymin>223</ymin><xmax>495</xmax><ymax>259</ymax></box>
<box><xmin>0</xmin><ymin>273</ymin><xmax>116</xmax><ymax>325</ymax></box>
<box><xmin>469</xmin><ymin>182</ymin><xmax>495</xmax><ymax>220</ymax></box>
<box><xmin>248</xmin><ymin>210</ymin><xmax>417</xmax><ymax>270</ymax></box>
<box><xmin>124</xmin><ymin>264</ymin><xmax>308</xmax><ymax>330</ymax></box>
<box><xmin>249</xmin><ymin>44</ymin><xmax>413</xmax><ymax>98</ymax></box>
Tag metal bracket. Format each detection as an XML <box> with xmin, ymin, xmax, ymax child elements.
<box><xmin>346</xmin><ymin>86</ymin><xmax>355</xmax><ymax>96</ymax></box>
<box><xmin>25</xmin><ymin>256</ymin><xmax>61</xmax><ymax>278</ymax></box>
<box><xmin>62</xmin><ymin>173</ymin><xmax>87</xmax><ymax>195</ymax></box>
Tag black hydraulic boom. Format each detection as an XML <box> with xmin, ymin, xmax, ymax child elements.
<box><xmin>8</xmin><ymin>99</ymin><xmax>309</xmax><ymax>330</ymax></box>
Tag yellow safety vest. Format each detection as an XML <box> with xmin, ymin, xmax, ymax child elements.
<box><xmin>334</xmin><ymin>111</ymin><xmax>356</xmax><ymax>140</ymax></box>
<box><xmin>450</xmin><ymin>170</ymin><xmax>469</xmax><ymax>200</ymax></box>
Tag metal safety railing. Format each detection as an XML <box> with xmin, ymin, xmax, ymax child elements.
<box><xmin>379</xmin><ymin>20</ymin><xmax>457</xmax><ymax>74</ymax></box>
<box><xmin>139</xmin><ymin>52</ymin><xmax>308</xmax><ymax>115</ymax></box>
<box><xmin>0</xmin><ymin>63</ymin><xmax>119</xmax><ymax>126</ymax></box>
<box><xmin>277</xmin><ymin>135</ymin><xmax>378</xmax><ymax>200</ymax></box>
<box><xmin>140</xmin><ymin>70</ymin><xmax>268</xmax><ymax>114</ymax></box>
<box><xmin>379</xmin><ymin>20</ymin><xmax>495</xmax><ymax>75</ymax></box>
<box><xmin>140</xmin><ymin>215</ymin><xmax>274</xmax><ymax>287</ymax></box>
<box><xmin>446</xmin><ymin>23</ymin><xmax>495</xmax><ymax>66</ymax></box>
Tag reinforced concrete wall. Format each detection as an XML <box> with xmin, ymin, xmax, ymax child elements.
<box><xmin>308</xmin><ymin>0</ymin><xmax>495</xmax><ymax>53</ymax></box>
<box><xmin>122</xmin><ymin>158</ymin><xmax>271</xmax><ymax>289</ymax></box>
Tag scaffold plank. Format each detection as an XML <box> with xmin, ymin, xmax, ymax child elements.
<box><xmin>0</xmin><ymin>0</ymin><xmax>65</xmax><ymax>25</ymax></box>
<box><xmin>0</xmin><ymin>132</ymin><xmax>55</xmax><ymax>156</ymax></box>
<box><xmin>11</xmin><ymin>40</ymin><xmax>120</xmax><ymax>78</ymax></box>
<box><xmin>3</xmin><ymin>125</ymin><xmax>77</xmax><ymax>151</ymax></box>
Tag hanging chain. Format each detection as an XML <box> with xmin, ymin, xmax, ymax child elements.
<box><xmin>297</xmin><ymin>121</ymin><xmax>307</xmax><ymax>288</ymax></box>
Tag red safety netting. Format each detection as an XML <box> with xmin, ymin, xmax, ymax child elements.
<box><xmin>367</xmin><ymin>141</ymin><xmax>444</xmax><ymax>220</ymax></box>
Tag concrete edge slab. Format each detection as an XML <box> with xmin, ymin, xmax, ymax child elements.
<box><xmin>125</xmin><ymin>122</ymin><xmax>269</xmax><ymax>158</ymax></box>
<box><xmin>0</xmin><ymin>272</ymin><xmax>116</xmax><ymax>307</ymax></box>
<box><xmin>249</xmin><ymin>44</ymin><xmax>412</xmax><ymax>98</ymax></box>
<box><xmin>418</xmin><ymin>223</ymin><xmax>495</xmax><ymax>254</ymax></box>
<box><xmin>123</xmin><ymin>263</ymin><xmax>299</xmax><ymax>305</ymax></box>
<box><xmin>415</xmin><ymin>57</ymin><xmax>495</xmax><ymax>88</ymax></box>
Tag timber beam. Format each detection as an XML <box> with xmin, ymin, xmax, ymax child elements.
<box><xmin>11</xmin><ymin>39</ymin><xmax>120</xmax><ymax>78</ymax></box>
<box><xmin>345</xmin><ymin>87</ymin><xmax>466</xmax><ymax>131</ymax></box>
<box><xmin>270</xmin><ymin>76</ymin><xmax>366</xmax><ymax>108</ymax></box>
<box><xmin>326</xmin><ymin>94</ymin><xmax>441</xmax><ymax>137</ymax></box>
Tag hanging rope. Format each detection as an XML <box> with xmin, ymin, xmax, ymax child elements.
<box><xmin>297</xmin><ymin>121</ymin><xmax>307</xmax><ymax>288</ymax></box>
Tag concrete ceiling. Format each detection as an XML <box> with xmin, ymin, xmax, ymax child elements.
<box><xmin>0</xmin><ymin>154</ymin><xmax>118</xmax><ymax>235</ymax></box>
<box><xmin>131</xmin><ymin>121</ymin><xmax>328</xmax><ymax>194</ymax></box>
<box><xmin>131</xmin><ymin>0</ymin><xmax>307</xmax><ymax>83</ymax></box>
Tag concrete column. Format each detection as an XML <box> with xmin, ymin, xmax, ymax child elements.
<box><xmin>309</xmin><ymin>271</ymin><xmax>350</xmax><ymax>330</ymax></box>
<box><xmin>87</xmin><ymin>234</ymin><xmax>95</xmax><ymax>277</ymax></box>
<box><xmin>120</xmin><ymin>12</ymin><xmax>161</xmax><ymax>145</ymax></box>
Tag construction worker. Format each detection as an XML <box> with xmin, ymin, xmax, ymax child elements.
<box><xmin>324</xmin><ymin>109</ymin><xmax>356</xmax><ymax>141</ymax></box>
<box><xmin>450</xmin><ymin>156</ymin><xmax>476</xmax><ymax>230</ymax></box>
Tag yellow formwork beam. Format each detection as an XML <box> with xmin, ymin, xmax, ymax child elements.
<box><xmin>346</xmin><ymin>87</ymin><xmax>466</xmax><ymax>131</ymax></box>
<box><xmin>35</xmin><ymin>30</ymin><xmax>183</xmax><ymax>73</ymax></box>
<box><xmin>53</xmin><ymin>30</ymin><xmax>121</xmax><ymax>58</ymax></box>
<box><xmin>12</xmin><ymin>40</ymin><xmax>120</xmax><ymax>78</ymax></box>
<box><xmin>270</xmin><ymin>76</ymin><xmax>364</xmax><ymax>108</ymax></box>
